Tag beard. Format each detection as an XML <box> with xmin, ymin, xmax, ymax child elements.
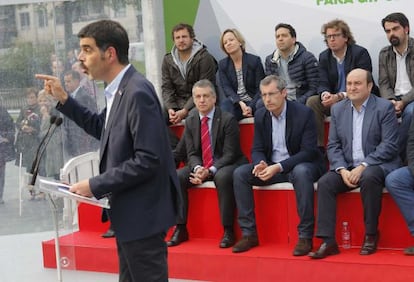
<box><xmin>389</xmin><ymin>36</ymin><xmax>401</xmax><ymax>47</ymax></box>
<box><xmin>176</xmin><ymin>44</ymin><xmax>192</xmax><ymax>53</ymax></box>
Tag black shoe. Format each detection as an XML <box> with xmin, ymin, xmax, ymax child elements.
<box><xmin>404</xmin><ymin>246</ymin><xmax>414</xmax><ymax>255</ymax></box>
<box><xmin>167</xmin><ymin>225</ymin><xmax>189</xmax><ymax>247</ymax></box>
<box><xmin>309</xmin><ymin>242</ymin><xmax>340</xmax><ymax>259</ymax></box>
<box><xmin>101</xmin><ymin>228</ymin><xmax>115</xmax><ymax>238</ymax></box>
<box><xmin>232</xmin><ymin>235</ymin><xmax>259</xmax><ymax>253</ymax></box>
<box><xmin>360</xmin><ymin>233</ymin><xmax>379</xmax><ymax>255</ymax></box>
<box><xmin>293</xmin><ymin>238</ymin><xmax>313</xmax><ymax>256</ymax></box>
<box><xmin>219</xmin><ymin>229</ymin><xmax>235</xmax><ymax>248</ymax></box>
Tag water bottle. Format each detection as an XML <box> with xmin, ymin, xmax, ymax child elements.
<box><xmin>341</xmin><ymin>221</ymin><xmax>351</xmax><ymax>249</ymax></box>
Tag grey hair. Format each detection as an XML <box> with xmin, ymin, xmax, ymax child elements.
<box><xmin>192</xmin><ymin>79</ymin><xmax>216</xmax><ymax>97</ymax></box>
<box><xmin>260</xmin><ymin>75</ymin><xmax>287</xmax><ymax>91</ymax></box>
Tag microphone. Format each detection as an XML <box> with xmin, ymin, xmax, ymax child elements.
<box><xmin>30</xmin><ymin>117</ymin><xmax>63</xmax><ymax>186</ymax></box>
<box><xmin>30</xmin><ymin>115</ymin><xmax>57</xmax><ymax>174</ymax></box>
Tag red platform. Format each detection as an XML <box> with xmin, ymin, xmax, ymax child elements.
<box><xmin>42</xmin><ymin>119</ymin><xmax>414</xmax><ymax>281</ymax></box>
<box><xmin>42</xmin><ymin>188</ymin><xmax>414</xmax><ymax>281</ymax></box>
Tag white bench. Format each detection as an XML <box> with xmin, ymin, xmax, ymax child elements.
<box><xmin>193</xmin><ymin>181</ymin><xmax>388</xmax><ymax>193</ymax></box>
<box><xmin>60</xmin><ymin>151</ymin><xmax>100</xmax><ymax>228</ymax></box>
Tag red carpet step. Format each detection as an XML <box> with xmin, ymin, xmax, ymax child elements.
<box><xmin>43</xmin><ymin>234</ymin><xmax>414</xmax><ymax>282</ymax></box>
<box><xmin>43</xmin><ymin>188</ymin><xmax>414</xmax><ymax>281</ymax></box>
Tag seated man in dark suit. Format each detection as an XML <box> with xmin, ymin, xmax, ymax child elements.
<box><xmin>309</xmin><ymin>69</ymin><xmax>401</xmax><ymax>259</ymax></box>
<box><xmin>167</xmin><ymin>79</ymin><xmax>248</xmax><ymax>248</ymax></box>
<box><xmin>232</xmin><ymin>75</ymin><xmax>325</xmax><ymax>255</ymax></box>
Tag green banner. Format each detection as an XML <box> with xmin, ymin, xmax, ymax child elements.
<box><xmin>163</xmin><ymin>0</ymin><xmax>200</xmax><ymax>51</ymax></box>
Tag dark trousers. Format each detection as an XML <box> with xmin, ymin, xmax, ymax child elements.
<box><xmin>234</xmin><ymin>162</ymin><xmax>323</xmax><ymax>238</ymax></box>
<box><xmin>177</xmin><ymin>164</ymin><xmax>241</xmax><ymax>228</ymax></box>
<box><xmin>306</xmin><ymin>95</ymin><xmax>331</xmax><ymax>147</ymax></box>
<box><xmin>116</xmin><ymin>231</ymin><xmax>168</xmax><ymax>282</ymax></box>
<box><xmin>315</xmin><ymin>166</ymin><xmax>384</xmax><ymax>240</ymax></box>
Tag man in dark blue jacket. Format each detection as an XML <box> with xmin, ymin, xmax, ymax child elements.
<box><xmin>37</xmin><ymin>20</ymin><xmax>182</xmax><ymax>282</ymax></box>
<box><xmin>232</xmin><ymin>75</ymin><xmax>325</xmax><ymax>256</ymax></box>
<box><xmin>306</xmin><ymin>19</ymin><xmax>378</xmax><ymax>150</ymax></box>
<box><xmin>265</xmin><ymin>23</ymin><xmax>319</xmax><ymax>104</ymax></box>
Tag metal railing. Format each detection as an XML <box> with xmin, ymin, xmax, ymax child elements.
<box><xmin>0</xmin><ymin>88</ymin><xmax>25</xmax><ymax>110</ymax></box>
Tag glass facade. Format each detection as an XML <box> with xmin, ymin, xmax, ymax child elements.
<box><xmin>0</xmin><ymin>0</ymin><xmax>144</xmax><ymax>237</ymax></box>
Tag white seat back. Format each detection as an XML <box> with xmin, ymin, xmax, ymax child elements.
<box><xmin>60</xmin><ymin>152</ymin><xmax>100</xmax><ymax>184</ymax></box>
<box><xmin>59</xmin><ymin>151</ymin><xmax>100</xmax><ymax>229</ymax></box>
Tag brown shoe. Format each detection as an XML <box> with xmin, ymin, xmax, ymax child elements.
<box><xmin>232</xmin><ymin>235</ymin><xmax>259</xmax><ymax>253</ymax></box>
<box><xmin>360</xmin><ymin>233</ymin><xmax>379</xmax><ymax>255</ymax></box>
<box><xmin>404</xmin><ymin>246</ymin><xmax>414</xmax><ymax>255</ymax></box>
<box><xmin>293</xmin><ymin>238</ymin><xmax>313</xmax><ymax>256</ymax></box>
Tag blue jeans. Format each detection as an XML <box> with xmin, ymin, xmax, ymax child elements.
<box><xmin>233</xmin><ymin>162</ymin><xmax>323</xmax><ymax>239</ymax></box>
<box><xmin>385</xmin><ymin>166</ymin><xmax>414</xmax><ymax>235</ymax></box>
<box><xmin>399</xmin><ymin>101</ymin><xmax>414</xmax><ymax>160</ymax></box>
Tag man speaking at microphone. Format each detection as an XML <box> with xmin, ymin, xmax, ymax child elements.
<box><xmin>36</xmin><ymin>20</ymin><xmax>182</xmax><ymax>282</ymax></box>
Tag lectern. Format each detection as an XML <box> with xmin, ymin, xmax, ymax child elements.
<box><xmin>38</xmin><ymin>178</ymin><xmax>110</xmax><ymax>282</ymax></box>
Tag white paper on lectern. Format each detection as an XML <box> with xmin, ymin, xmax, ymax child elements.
<box><xmin>39</xmin><ymin>178</ymin><xmax>110</xmax><ymax>209</ymax></box>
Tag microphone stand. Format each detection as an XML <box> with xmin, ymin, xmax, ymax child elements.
<box><xmin>30</xmin><ymin>116</ymin><xmax>57</xmax><ymax>174</ymax></box>
<box><xmin>27</xmin><ymin>116</ymin><xmax>58</xmax><ymax>199</ymax></box>
<box><xmin>30</xmin><ymin>118</ymin><xmax>63</xmax><ymax>187</ymax></box>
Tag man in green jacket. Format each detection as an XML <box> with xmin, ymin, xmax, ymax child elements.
<box><xmin>162</xmin><ymin>23</ymin><xmax>217</xmax><ymax>125</ymax></box>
